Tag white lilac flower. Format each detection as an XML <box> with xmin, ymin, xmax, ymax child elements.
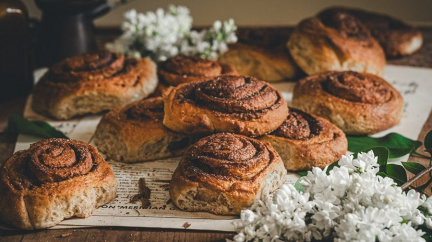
<box><xmin>425</xmin><ymin>217</ymin><xmax>432</xmax><ymax>229</ymax></box>
<box><xmin>233</xmin><ymin>151</ymin><xmax>432</xmax><ymax>241</ymax></box>
<box><xmin>422</xmin><ymin>196</ymin><xmax>432</xmax><ymax>215</ymax></box>
<box><xmin>106</xmin><ymin>5</ymin><xmax>237</xmax><ymax>61</ymax></box>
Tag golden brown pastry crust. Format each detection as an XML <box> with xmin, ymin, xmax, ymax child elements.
<box><xmin>218</xmin><ymin>43</ymin><xmax>300</xmax><ymax>82</ymax></box>
<box><xmin>32</xmin><ymin>50</ymin><xmax>158</xmax><ymax>120</ymax></box>
<box><xmin>0</xmin><ymin>138</ymin><xmax>117</xmax><ymax>230</ymax></box>
<box><xmin>93</xmin><ymin>97</ymin><xmax>197</xmax><ymax>163</ymax></box>
<box><xmin>163</xmin><ymin>75</ymin><xmax>288</xmax><ymax>136</ymax></box>
<box><xmin>291</xmin><ymin>71</ymin><xmax>404</xmax><ymax>135</ymax></box>
<box><xmin>158</xmin><ymin>55</ymin><xmax>237</xmax><ymax>86</ymax></box>
<box><xmin>260</xmin><ymin>107</ymin><xmax>347</xmax><ymax>171</ymax></box>
<box><xmin>170</xmin><ymin>133</ymin><xmax>287</xmax><ymax>215</ymax></box>
<box><xmin>320</xmin><ymin>7</ymin><xmax>422</xmax><ymax>56</ymax></box>
<box><xmin>154</xmin><ymin>55</ymin><xmax>237</xmax><ymax>96</ymax></box>
<box><xmin>287</xmin><ymin>10</ymin><xmax>385</xmax><ymax>76</ymax></box>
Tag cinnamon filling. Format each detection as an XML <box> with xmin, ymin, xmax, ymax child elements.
<box><xmin>185</xmin><ymin>133</ymin><xmax>272</xmax><ymax>181</ymax></box>
<box><xmin>179</xmin><ymin>76</ymin><xmax>282</xmax><ymax>117</ymax></box>
<box><xmin>322</xmin><ymin>71</ymin><xmax>392</xmax><ymax>104</ymax></box>
<box><xmin>63</xmin><ymin>49</ymin><xmax>118</xmax><ymax>72</ymax></box>
<box><xmin>27</xmin><ymin>139</ymin><xmax>97</xmax><ymax>183</ymax></box>
<box><xmin>47</xmin><ymin>50</ymin><xmax>126</xmax><ymax>82</ymax></box>
<box><xmin>272</xmin><ymin>108</ymin><xmax>322</xmax><ymax>140</ymax></box>
<box><xmin>318</xmin><ymin>8</ymin><xmax>372</xmax><ymax>41</ymax></box>
<box><xmin>339</xmin><ymin>7</ymin><xmax>419</xmax><ymax>48</ymax></box>
<box><xmin>161</xmin><ymin>56</ymin><xmax>222</xmax><ymax>77</ymax></box>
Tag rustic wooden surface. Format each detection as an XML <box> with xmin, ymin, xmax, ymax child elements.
<box><xmin>0</xmin><ymin>26</ymin><xmax>432</xmax><ymax>241</ymax></box>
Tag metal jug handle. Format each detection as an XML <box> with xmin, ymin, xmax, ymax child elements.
<box><xmin>85</xmin><ymin>1</ymin><xmax>111</xmax><ymax>19</ymax></box>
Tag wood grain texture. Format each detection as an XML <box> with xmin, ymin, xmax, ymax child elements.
<box><xmin>406</xmin><ymin>108</ymin><xmax>432</xmax><ymax>191</ymax></box>
<box><xmin>0</xmin><ymin>228</ymin><xmax>235</xmax><ymax>241</ymax></box>
<box><xmin>0</xmin><ymin>26</ymin><xmax>431</xmax><ymax>242</ymax></box>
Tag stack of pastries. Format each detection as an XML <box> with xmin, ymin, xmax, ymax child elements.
<box><xmin>287</xmin><ymin>6</ymin><xmax>422</xmax><ymax>76</ymax></box>
<box><xmin>158</xmin><ymin>74</ymin><xmax>349</xmax><ymax>215</ymax></box>
<box><xmin>89</xmin><ymin>69</ymin><xmax>353</xmax><ymax>215</ymax></box>
<box><xmin>4</xmin><ymin>6</ymin><xmax>413</xmax><ymax>228</ymax></box>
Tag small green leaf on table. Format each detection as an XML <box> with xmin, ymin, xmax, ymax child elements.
<box><xmin>424</xmin><ymin>130</ymin><xmax>432</xmax><ymax>157</ymax></box>
<box><xmin>402</xmin><ymin>162</ymin><xmax>427</xmax><ymax>175</ymax></box>
<box><xmin>7</xmin><ymin>114</ymin><xmax>68</xmax><ymax>139</ymax></box>
<box><xmin>385</xmin><ymin>164</ymin><xmax>408</xmax><ymax>186</ymax></box>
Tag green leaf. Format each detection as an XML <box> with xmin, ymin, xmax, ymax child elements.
<box><xmin>296</xmin><ymin>171</ymin><xmax>308</xmax><ymax>177</ymax></box>
<box><xmin>402</xmin><ymin>162</ymin><xmax>427</xmax><ymax>175</ymax></box>
<box><xmin>7</xmin><ymin>114</ymin><xmax>68</xmax><ymax>139</ymax></box>
<box><xmin>294</xmin><ymin>177</ymin><xmax>305</xmax><ymax>192</ymax></box>
<box><xmin>377</xmin><ymin>171</ymin><xmax>388</xmax><ymax>178</ymax></box>
<box><xmin>370</xmin><ymin>147</ymin><xmax>389</xmax><ymax>167</ymax></box>
<box><xmin>32</xmin><ymin>121</ymin><xmax>68</xmax><ymax>139</ymax></box>
<box><xmin>385</xmin><ymin>164</ymin><xmax>408</xmax><ymax>185</ymax></box>
<box><xmin>420</xmin><ymin>224</ymin><xmax>432</xmax><ymax>241</ymax></box>
<box><xmin>418</xmin><ymin>222</ymin><xmax>432</xmax><ymax>240</ymax></box>
<box><xmin>347</xmin><ymin>133</ymin><xmax>422</xmax><ymax>158</ymax></box>
<box><xmin>424</xmin><ymin>130</ymin><xmax>432</xmax><ymax>156</ymax></box>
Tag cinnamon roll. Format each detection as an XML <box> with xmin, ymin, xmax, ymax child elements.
<box><xmin>260</xmin><ymin>107</ymin><xmax>347</xmax><ymax>171</ymax></box>
<box><xmin>292</xmin><ymin>71</ymin><xmax>404</xmax><ymax>135</ymax></box>
<box><xmin>155</xmin><ymin>55</ymin><xmax>237</xmax><ymax>95</ymax></box>
<box><xmin>287</xmin><ymin>8</ymin><xmax>385</xmax><ymax>76</ymax></box>
<box><xmin>94</xmin><ymin>97</ymin><xmax>197</xmax><ymax>163</ymax></box>
<box><xmin>170</xmin><ymin>133</ymin><xmax>287</xmax><ymax>215</ymax></box>
<box><xmin>163</xmin><ymin>75</ymin><xmax>288</xmax><ymax>136</ymax></box>
<box><xmin>0</xmin><ymin>139</ymin><xmax>117</xmax><ymax>230</ymax></box>
<box><xmin>320</xmin><ymin>7</ymin><xmax>422</xmax><ymax>57</ymax></box>
<box><xmin>32</xmin><ymin>50</ymin><xmax>158</xmax><ymax>120</ymax></box>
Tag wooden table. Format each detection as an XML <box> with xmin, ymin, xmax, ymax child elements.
<box><xmin>1</xmin><ymin>26</ymin><xmax>432</xmax><ymax>241</ymax></box>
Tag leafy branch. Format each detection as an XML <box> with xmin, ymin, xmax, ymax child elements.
<box><xmin>400</xmin><ymin>130</ymin><xmax>432</xmax><ymax>192</ymax></box>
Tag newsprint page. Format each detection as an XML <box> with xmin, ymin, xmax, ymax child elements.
<box><xmin>7</xmin><ymin>65</ymin><xmax>432</xmax><ymax>231</ymax></box>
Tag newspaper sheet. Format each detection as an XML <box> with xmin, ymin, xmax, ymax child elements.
<box><xmin>10</xmin><ymin>65</ymin><xmax>432</xmax><ymax>231</ymax></box>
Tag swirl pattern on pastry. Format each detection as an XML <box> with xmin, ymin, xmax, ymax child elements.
<box><xmin>28</xmin><ymin>140</ymin><xmax>95</xmax><ymax>183</ymax></box>
<box><xmin>317</xmin><ymin>8</ymin><xmax>372</xmax><ymax>43</ymax></box>
<box><xmin>287</xmin><ymin>9</ymin><xmax>385</xmax><ymax>75</ymax></box>
<box><xmin>163</xmin><ymin>75</ymin><xmax>288</xmax><ymax>136</ymax></box>
<box><xmin>271</xmin><ymin>108</ymin><xmax>320</xmax><ymax>139</ymax></box>
<box><xmin>94</xmin><ymin>97</ymin><xmax>196</xmax><ymax>163</ymax></box>
<box><xmin>320</xmin><ymin>7</ymin><xmax>423</xmax><ymax>56</ymax></box>
<box><xmin>158</xmin><ymin>55</ymin><xmax>237</xmax><ymax>86</ymax></box>
<box><xmin>32</xmin><ymin>49</ymin><xmax>158</xmax><ymax>120</ymax></box>
<box><xmin>292</xmin><ymin>71</ymin><xmax>403</xmax><ymax>135</ymax></box>
<box><xmin>48</xmin><ymin>50</ymin><xmax>125</xmax><ymax>82</ymax></box>
<box><xmin>170</xmin><ymin>133</ymin><xmax>287</xmax><ymax>215</ymax></box>
<box><xmin>260</xmin><ymin>107</ymin><xmax>347</xmax><ymax>171</ymax></box>
<box><xmin>0</xmin><ymin>139</ymin><xmax>117</xmax><ymax>230</ymax></box>
<box><xmin>322</xmin><ymin>70</ymin><xmax>391</xmax><ymax>103</ymax></box>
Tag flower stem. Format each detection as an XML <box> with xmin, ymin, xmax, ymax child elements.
<box><xmin>401</xmin><ymin>164</ymin><xmax>432</xmax><ymax>191</ymax></box>
<box><xmin>412</xmin><ymin>151</ymin><xmax>431</xmax><ymax>160</ymax></box>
